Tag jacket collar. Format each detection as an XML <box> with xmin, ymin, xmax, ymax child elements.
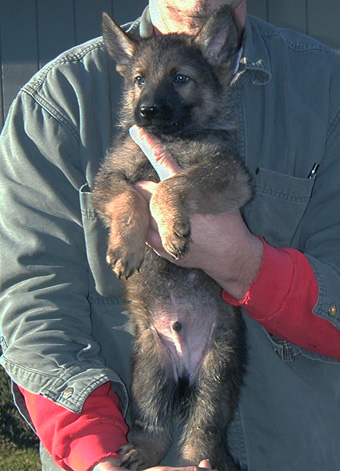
<box><xmin>240</xmin><ymin>15</ymin><xmax>272</xmax><ymax>85</ymax></box>
<box><xmin>126</xmin><ymin>6</ymin><xmax>153</xmax><ymax>38</ymax></box>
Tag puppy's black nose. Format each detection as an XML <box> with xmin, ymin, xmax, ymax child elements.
<box><xmin>139</xmin><ymin>105</ymin><xmax>160</xmax><ymax>120</ymax></box>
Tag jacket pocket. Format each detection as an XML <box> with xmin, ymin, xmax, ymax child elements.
<box><xmin>243</xmin><ymin>167</ymin><xmax>315</xmax><ymax>247</ymax></box>
<box><xmin>79</xmin><ymin>184</ymin><xmax>124</xmax><ymax>299</ymax></box>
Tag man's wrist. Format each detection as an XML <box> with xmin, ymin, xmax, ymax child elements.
<box><xmin>208</xmin><ymin>234</ymin><xmax>264</xmax><ymax>300</ymax></box>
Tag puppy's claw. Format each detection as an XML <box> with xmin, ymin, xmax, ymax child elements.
<box><xmin>109</xmin><ymin>258</ymin><xmax>144</xmax><ymax>280</ymax></box>
<box><xmin>164</xmin><ymin>236</ymin><xmax>189</xmax><ymax>260</ymax></box>
<box><xmin>106</xmin><ymin>245</ymin><xmax>144</xmax><ymax>279</ymax></box>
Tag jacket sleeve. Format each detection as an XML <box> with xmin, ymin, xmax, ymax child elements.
<box><xmin>19</xmin><ymin>383</ymin><xmax>128</xmax><ymax>471</ymax></box>
<box><xmin>223</xmin><ymin>240</ymin><xmax>340</xmax><ymax>359</ymax></box>
<box><xmin>300</xmin><ymin>106</ymin><xmax>340</xmax><ymax>331</ymax></box>
<box><xmin>0</xmin><ymin>87</ymin><xmax>127</xmax><ymax>413</ymax></box>
<box><xmin>239</xmin><ymin>53</ymin><xmax>340</xmax><ymax>351</ymax></box>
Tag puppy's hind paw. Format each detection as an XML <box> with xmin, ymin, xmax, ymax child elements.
<box><xmin>118</xmin><ymin>444</ymin><xmax>146</xmax><ymax>471</ymax></box>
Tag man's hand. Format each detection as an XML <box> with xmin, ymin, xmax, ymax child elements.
<box><xmin>91</xmin><ymin>456</ymin><xmax>121</xmax><ymax>471</ymax></box>
<box><xmin>129</xmin><ymin>125</ymin><xmax>263</xmax><ymax>300</ymax></box>
<box><xmin>92</xmin><ymin>456</ymin><xmax>214</xmax><ymax>470</ymax></box>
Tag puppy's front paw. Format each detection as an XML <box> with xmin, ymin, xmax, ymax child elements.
<box><xmin>106</xmin><ymin>245</ymin><xmax>144</xmax><ymax>279</ymax></box>
<box><xmin>104</xmin><ymin>191</ymin><xmax>150</xmax><ymax>278</ymax></box>
<box><xmin>107</xmin><ymin>229</ymin><xmax>145</xmax><ymax>278</ymax></box>
<box><xmin>161</xmin><ymin>217</ymin><xmax>190</xmax><ymax>260</ymax></box>
<box><xmin>150</xmin><ymin>181</ymin><xmax>191</xmax><ymax>260</ymax></box>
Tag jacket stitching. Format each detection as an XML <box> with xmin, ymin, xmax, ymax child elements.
<box><xmin>257</xmin><ymin>23</ymin><xmax>334</xmax><ymax>53</ymax></box>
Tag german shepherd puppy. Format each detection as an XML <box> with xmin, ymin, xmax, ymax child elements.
<box><xmin>93</xmin><ymin>6</ymin><xmax>251</xmax><ymax>471</ymax></box>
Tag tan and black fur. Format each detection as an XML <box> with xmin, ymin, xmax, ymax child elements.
<box><xmin>93</xmin><ymin>6</ymin><xmax>251</xmax><ymax>471</ymax></box>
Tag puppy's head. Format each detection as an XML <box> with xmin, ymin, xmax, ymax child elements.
<box><xmin>103</xmin><ymin>6</ymin><xmax>241</xmax><ymax>133</ymax></box>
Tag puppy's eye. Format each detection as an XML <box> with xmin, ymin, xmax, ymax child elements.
<box><xmin>174</xmin><ymin>74</ymin><xmax>190</xmax><ymax>84</ymax></box>
<box><xmin>135</xmin><ymin>76</ymin><xmax>145</xmax><ymax>86</ymax></box>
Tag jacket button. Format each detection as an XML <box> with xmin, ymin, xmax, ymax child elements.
<box><xmin>328</xmin><ymin>304</ymin><xmax>338</xmax><ymax>317</ymax></box>
<box><xmin>63</xmin><ymin>386</ymin><xmax>74</xmax><ymax>398</ymax></box>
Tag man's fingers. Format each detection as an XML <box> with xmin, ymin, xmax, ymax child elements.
<box><xmin>129</xmin><ymin>125</ymin><xmax>181</xmax><ymax>180</ymax></box>
<box><xmin>146</xmin><ymin>227</ymin><xmax>164</xmax><ymax>253</ymax></box>
<box><xmin>134</xmin><ymin>180</ymin><xmax>157</xmax><ymax>203</ymax></box>
<box><xmin>198</xmin><ymin>460</ymin><xmax>212</xmax><ymax>469</ymax></box>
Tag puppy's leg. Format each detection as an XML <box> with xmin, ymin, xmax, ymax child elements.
<box><xmin>149</xmin><ymin>154</ymin><xmax>251</xmax><ymax>260</ymax></box>
<box><xmin>104</xmin><ymin>189</ymin><xmax>150</xmax><ymax>278</ymax></box>
<box><xmin>179</xmin><ymin>365</ymin><xmax>240</xmax><ymax>471</ymax></box>
<box><xmin>92</xmin><ymin>141</ymin><xmax>154</xmax><ymax>278</ymax></box>
<box><xmin>120</xmin><ymin>330</ymin><xmax>175</xmax><ymax>470</ymax></box>
<box><xmin>179</xmin><ymin>309</ymin><xmax>243</xmax><ymax>471</ymax></box>
<box><xmin>150</xmin><ymin>175</ymin><xmax>191</xmax><ymax>259</ymax></box>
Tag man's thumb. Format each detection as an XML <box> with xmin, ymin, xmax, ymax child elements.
<box><xmin>129</xmin><ymin>125</ymin><xmax>180</xmax><ymax>181</ymax></box>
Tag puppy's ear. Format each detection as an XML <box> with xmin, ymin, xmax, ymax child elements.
<box><xmin>193</xmin><ymin>5</ymin><xmax>241</xmax><ymax>72</ymax></box>
<box><xmin>102</xmin><ymin>12</ymin><xmax>138</xmax><ymax>75</ymax></box>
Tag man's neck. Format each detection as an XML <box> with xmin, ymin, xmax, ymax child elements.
<box><xmin>149</xmin><ymin>1</ymin><xmax>247</xmax><ymax>35</ymax></box>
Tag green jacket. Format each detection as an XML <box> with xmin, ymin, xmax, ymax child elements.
<box><xmin>1</xmin><ymin>9</ymin><xmax>340</xmax><ymax>470</ymax></box>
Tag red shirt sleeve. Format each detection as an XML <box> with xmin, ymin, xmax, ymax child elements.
<box><xmin>222</xmin><ymin>239</ymin><xmax>340</xmax><ymax>359</ymax></box>
<box><xmin>18</xmin><ymin>382</ymin><xmax>128</xmax><ymax>471</ymax></box>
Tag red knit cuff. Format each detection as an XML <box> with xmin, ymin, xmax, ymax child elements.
<box><xmin>67</xmin><ymin>428</ymin><xmax>122</xmax><ymax>471</ymax></box>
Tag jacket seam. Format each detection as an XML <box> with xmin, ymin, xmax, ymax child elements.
<box><xmin>23</xmin><ymin>39</ymin><xmax>105</xmax><ymax>91</ymax></box>
<box><xmin>19</xmin><ymin>39</ymin><xmax>107</xmax><ymax>145</ymax></box>
<box><xmin>308</xmin><ymin>256</ymin><xmax>340</xmax><ymax>329</ymax></box>
<box><xmin>88</xmin><ymin>296</ymin><xmax>125</xmax><ymax>305</ymax></box>
<box><xmin>21</xmin><ymin>88</ymin><xmax>81</xmax><ymax>144</ymax></box>
<box><xmin>257</xmin><ymin>22</ymin><xmax>334</xmax><ymax>53</ymax></box>
<box><xmin>326</xmin><ymin>109</ymin><xmax>340</xmax><ymax>143</ymax></box>
<box><xmin>1</xmin><ymin>356</ymin><xmax>57</xmax><ymax>380</ymax></box>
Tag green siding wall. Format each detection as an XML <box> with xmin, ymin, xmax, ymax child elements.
<box><xmin>248</xmin><ymin>0</ymin><xmax>340</xmax><ymax>50</ymax></box>
<box><xmin>0</xmin><ymin>0</ymin><xmax>339</xmax><ymax>129</ymax></box>
<box><xmin>0</xmin><ymin>0</ymin><xmax>147</xmax><ymax>128</ymax></box>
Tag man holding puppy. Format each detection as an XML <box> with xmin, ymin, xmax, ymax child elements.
<box><xmin>1</xmin><ymin>0</ymin><xmax>340</xmax><ymax>470</ymax></box>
